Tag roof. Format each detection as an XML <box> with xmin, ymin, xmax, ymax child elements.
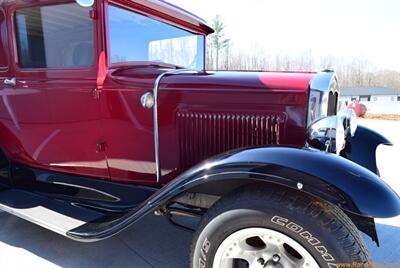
<box><xmin>1</xmin><ymin>0</ymin><xmax>214</xmax><ymax>34</ymax></box>
<box><xmin>341</xmin><ymin>87</ymin><xmax>400</xmax><ymax>96</ymax></box>
<box><xmin>132</xmin><ymin>0</ymin><xmax>214</xmax><ymax>34</ymax></box>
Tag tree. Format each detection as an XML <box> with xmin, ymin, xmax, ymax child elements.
<box><xmin>208</xmin><ymin>15</ymin><xmax>230</xmax><ymax>70</ymax></box>
<box><xmin>204</xmin><ymin>16</ymin><xmax>399</xmax><ymax>88</ymax></box>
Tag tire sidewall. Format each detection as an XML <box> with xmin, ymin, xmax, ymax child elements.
<box><xmin>192</xmin><ymin>207</ymin><xmax>344</xmax><ymax>268</ymax></box>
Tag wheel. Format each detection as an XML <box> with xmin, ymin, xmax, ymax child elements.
<box><xmin>190</xmin><ymin>184</ymin><xmax>371</xmax><ymax>268</ymax></box>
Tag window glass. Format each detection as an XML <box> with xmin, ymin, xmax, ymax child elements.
<box><xmin>15</xmin><ymin>3</ymin><xmax>93</xmax><ymax>68</ymax></box>
<box><xmin>0</xmin><ymin>8</ymin><xmax>8</xmax><ymax>68</ymax></box>
<box><xmin>108</xmin><ymin>5</ymin><xmax>205</xmax><ymax>70</ymax></box>
<box><xmin>359</xmin><ymin>95</ymin><xmax>370</xmax><ymax>102</ymax></box>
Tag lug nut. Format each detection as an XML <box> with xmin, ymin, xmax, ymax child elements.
<box><xmin>257</xmin><ymin>258</ymin><xmax>265</xmax><ymax>265</ymax></box>
<box><xmin>272</xmin><ymin>254</ymin><xmax>280</xmax><ymax>262</ymax></box>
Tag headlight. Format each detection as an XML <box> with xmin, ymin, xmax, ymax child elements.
<box><xmin>306</xmin><ymin>116</ymin><xmax>345</xmax><ymax>155</ymax></box>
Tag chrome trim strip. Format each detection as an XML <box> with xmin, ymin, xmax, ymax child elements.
<box><xmin>153</xmin><ymin>69</ymin><xmax>193</xmax><ymax>183</ymax></box>
<box><xmin>52</xmin><ymin>181</ymin><xmax>121</xmax><ymax>202</ymax></box>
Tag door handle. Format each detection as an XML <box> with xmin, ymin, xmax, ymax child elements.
<box><xmin>141</xmin><ymin>92</ymin><xmax>154</xmax><ymax>109</ymax></box>
<box><xmin>3</xmin><ymin>77</ymin><xmax>16</xmax><ymax>86</ymax></box>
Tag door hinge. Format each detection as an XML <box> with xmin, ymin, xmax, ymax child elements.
<box><xmin>96</xmin><ymin>141</ymin><xmax>106</xmax><ymax>152</ymax></box>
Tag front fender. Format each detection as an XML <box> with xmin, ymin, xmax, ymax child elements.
<box><xmin>67</xmin><ymin>146</ymin><xmax>400</xmax><ymax>242</ymax></box>
<box><xmin>343</xmin><ymin>125</ymin><xmax>392</xmax><ymax>175</ymax></box>
<box><xmin>166</xmin><ymin>146</ymin><xmax>400</xmax><ymax>218</ymax></box>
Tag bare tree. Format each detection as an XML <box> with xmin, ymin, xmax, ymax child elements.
<box><xmin>205</xmin><ymin>15</ymin><xmax>400</xmax><ymax>88</ymax></box>
<box><xmin>208</xmin><ymin>15</ymin><xmax>230</xmax><ymax>70</ymax></box>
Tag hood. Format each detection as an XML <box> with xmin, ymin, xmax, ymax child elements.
<box><xmin>109</xmin><ymin>67</ymin><xmax>316</xmax><ymax>93</ymax></box>
<box><xmin>108</xmin><ymin>67</ymin><xmax>315</xmax><ymax>176</ymax></box>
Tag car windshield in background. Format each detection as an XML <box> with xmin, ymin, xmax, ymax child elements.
<box><xmin>108</xmin><ymin>5</ymin><xmax>205</xmax><ymax>70</ymax></box>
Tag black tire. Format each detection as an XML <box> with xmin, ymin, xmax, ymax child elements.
<box><xmin>190</xmin><ymin>184</ymin><xmax>371</xmax><ymax>268</ymax></box>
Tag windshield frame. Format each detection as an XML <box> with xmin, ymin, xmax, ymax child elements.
<box><xmin>105</xmin><ymin>1</ymin><xmax>206</xmax><ymax>70</ymax></box>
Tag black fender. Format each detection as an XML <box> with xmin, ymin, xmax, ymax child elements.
<box><xmin>164</xmin><ymin>146</ymin><xmax>400</xmax><ymax>218</ymax></box>
<box><xmin>343</xmin><ymin>125</ymin><xmax>392</xmax><ymax>175</ymax></box>
<box><xmin>68</xmin><ymin>146</ymin><xmax>400</xmax><ymax>242</ymax></box>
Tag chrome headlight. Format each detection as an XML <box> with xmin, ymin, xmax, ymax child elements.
<box><xmin>306</xmin><ymin>116</ymin><xmax>345</xmax><ymax>155</ymax></box>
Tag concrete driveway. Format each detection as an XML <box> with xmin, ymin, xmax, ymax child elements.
<box><xmin>0</xmin><ymin>119</ymin><xmax>399</xmax><ymax>267</ymax></box>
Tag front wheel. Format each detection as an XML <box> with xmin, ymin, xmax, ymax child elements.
<box><xmin>190</xmin><ymin>184</ymin><xmax>371</xmax><ymax>268</ymax></box>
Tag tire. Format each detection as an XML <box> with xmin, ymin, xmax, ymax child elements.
<box><xmin>190</xmin><ymin>184</ymin><xmax>371</xmax><ymax>268</ymax></box>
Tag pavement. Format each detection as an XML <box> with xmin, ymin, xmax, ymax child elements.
<box><xmin>0</xmin><ymin>119</ymin><xmax>399</xmax><ymax>267</ymax></box>
<box><xmin>357</xmin><ymin>119</ymin><xmax>400</xmax><ymax>264</ymax></box>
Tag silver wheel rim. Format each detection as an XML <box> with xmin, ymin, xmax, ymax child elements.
<box><xmin>213</xmin><ymin>228</ymin><xmax>320</xmax><ymax>268</ymax></box>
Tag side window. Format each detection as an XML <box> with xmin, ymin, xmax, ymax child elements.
<box><xmin>0</xmin><ymin>7</ymin><xmax>8</xmax><ymax>69</ymax></box>
<box><xmin>15</xmin><ymin>3</ymin><xmax>94</xmax><ymax>69</ymax></box>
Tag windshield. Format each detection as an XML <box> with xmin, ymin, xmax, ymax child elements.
<box><xmin>108</xmin><ymin>5</ymin><xmax>205</xmax><ymax>70</ymax></box>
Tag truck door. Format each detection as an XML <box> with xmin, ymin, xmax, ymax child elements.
<box><xmin>99</xmin><ymin>4</ymin><xmax>158</xmax><ymax>185</ymax></box>
<box><xmin>2</xmin><ymin>1</ymin><xmax>109</xmax><ymax>179</ymax></box>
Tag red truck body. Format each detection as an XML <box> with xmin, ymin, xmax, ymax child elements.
<box><xmin>0</xmin><ymin>2</ymin><xmax>398</xmax><ymax>266</ymax></box>
<box><xmin>0</xmin><ymin>0</ymin><xmax>314</xmax><ymax>186</ymax></box>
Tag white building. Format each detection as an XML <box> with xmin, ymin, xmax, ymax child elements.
<box><xmin>339</xmin><ymin>87</ymin><xmax>400</xmax><ymax>115</ymax></box>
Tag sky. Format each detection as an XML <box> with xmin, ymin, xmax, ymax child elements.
<box><xmin>166</xmin><ymin>0</ymin><xmax>400</xmax><ymax>71</ymax></box>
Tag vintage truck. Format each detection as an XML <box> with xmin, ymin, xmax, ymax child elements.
<box><xmin>0</xmin><ymin>0</ymin><xmax>399</xmax><ymax>267</ymax></box>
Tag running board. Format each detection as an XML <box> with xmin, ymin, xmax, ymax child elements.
<box><xmin>0</xmin><ymin>189</ymin><xmax>106</xmax><ymax>236</ymax></box>
<box><xmin>0</xmin><ymin>188</ymin><xmax>160</xmax><ymax>242</ymax></box>
<box><xmin>0</xmin><ymin>180</ymin><xmax>186</xmax><ymax>243</ymax></box>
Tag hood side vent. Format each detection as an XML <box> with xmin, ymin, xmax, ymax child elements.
<box><xmin>177</xmin><ymin>111</ymin><xmax>286</xmax><ymax>169</ymax></box>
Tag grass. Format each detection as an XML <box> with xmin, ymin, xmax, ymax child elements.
<box><xmin>362</xmin><ymin>113</ymin><xmax>400</xmax><ymax>121</ymax></box>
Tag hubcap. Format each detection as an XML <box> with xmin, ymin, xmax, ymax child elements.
<box><xmin>213</xmin><ymin>228</ymin><xmax>319</xmax><ymax>268</ymax></box>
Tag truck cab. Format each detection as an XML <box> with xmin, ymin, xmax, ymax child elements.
<box><xmin>0</xmin><ymin>0</ymin><xmax>314</xmax><ymax>186</ymax></box>
<box><xmin>0</xmin><ymin>1</ymin><xmax>398</xmax><ymax>267</ymax></box>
